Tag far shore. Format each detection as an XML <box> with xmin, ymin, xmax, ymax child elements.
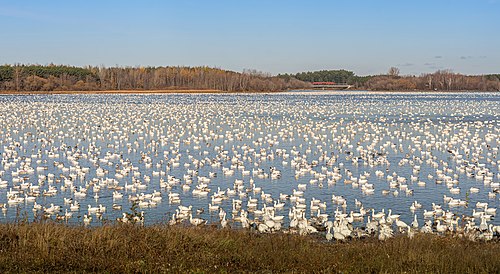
<box><xmin>0</xmin><ymin>89</ymin><xmax>227</xmax><ymax>95</ymax></box>
<box><xmin>0</xmin><ymin>89</ymin><xmax>497</xmax><ymax>95</ymax></box>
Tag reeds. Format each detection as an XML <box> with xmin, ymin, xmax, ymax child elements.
<box><xmin>0</xmin><ymin>222</ymin><xmax>498</xmax><ymax>273</ymax></box>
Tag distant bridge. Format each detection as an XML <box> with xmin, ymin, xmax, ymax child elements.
<box><xmin>310</xmin><ymin>82</ymin><xmax>352</xmax><ymax>90</ymax></box>
<box><xmin>311</xmin><ymin>84</ymin><xmax>352</xmax><ymax>90</ymax></box>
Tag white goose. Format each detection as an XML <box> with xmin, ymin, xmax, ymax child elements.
<box><xmin>189</xmin><ymin>212</ymin><xmax>206</xmax><ymax>226</ymax></box>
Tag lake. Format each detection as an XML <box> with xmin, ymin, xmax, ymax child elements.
<box><xmin>0</xmin><ymin>91</ymin><xmax>498</xmax><ymax>229</ymax></box>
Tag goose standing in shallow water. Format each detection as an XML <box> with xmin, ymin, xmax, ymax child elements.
<box><xmin>220</xmin><ymin>212</ymin><xmax>228</xmax><ymax>228</ymax></box>
<box><xmin>325</xmin><ymin>226</ymin><xmax>333</xmax><ymax>241</ymax></box>
<box><xmin>83</xmin><ymin>214</ymin><xmax>92</xmax><ymax>226</ymax></box>
<box><xmin>411</xmin><ymin>215</ymin><xmax>419</xmax><ymax>229</ymax></box>
<box><xmin>189</xmin><ymin>212</ymin><xmax>206</xmax><ymax>226</ymax></box>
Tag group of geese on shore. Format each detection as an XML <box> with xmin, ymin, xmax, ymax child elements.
<box><xmin>0</xmin><ymin>93</ymin><xmax>499</xmax><ymax>242</ymax></box>
<box><xmin>165</xmin><ymin>182</ymin><xmax>500</xmax><ymax>242</ymax></box>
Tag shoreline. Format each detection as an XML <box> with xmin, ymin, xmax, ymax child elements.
<box><xmin>0</xmin><ymin>89</ymin><xmax>227</xmax><ymax>95</ymax></box>
<box><xmin>0</xmin><ymin>89</ymin><xmax>498</xmax><ymax>95</ymax></box>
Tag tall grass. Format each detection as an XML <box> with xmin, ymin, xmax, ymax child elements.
<box><xmin>0</xmin><ymin>222</ymin><xmax>498</xmax><ymax>273</ymax></box>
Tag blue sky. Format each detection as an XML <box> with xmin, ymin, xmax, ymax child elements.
<box><xmin>1</xmin><ymin>0</ymin><xmax>499</xmax><ymax>75</ymax></box>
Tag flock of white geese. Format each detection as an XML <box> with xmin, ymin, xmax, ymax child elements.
<box><xmin>0</xmin><ymin>92</ymin><xmax>499</xmax><ymax>241</ymax></box>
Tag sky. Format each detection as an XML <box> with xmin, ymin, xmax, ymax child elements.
<box><xmin>1</xmin><ymin>0</ymin><xmax>499</xmax><ymax>76</ymax></box>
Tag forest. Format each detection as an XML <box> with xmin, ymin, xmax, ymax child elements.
<box><xmin>1</xmin><ymin>64</ymin><xmax>499</xmax><ymax>92</ymax></box>
<box><xmin>0</xmin><ymin>64</ymin><xmax>309</xmax><ymax>92</ymax></box>
<box><xmin>279</xmin><ymin>68</ymin><xmax>500</xmax><ymax>91</ymax></box>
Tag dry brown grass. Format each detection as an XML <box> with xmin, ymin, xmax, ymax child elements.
<box><xmin>0</xmin><ymin>222</ymin><xmax>498</xmax><ymax>273</ymax></box>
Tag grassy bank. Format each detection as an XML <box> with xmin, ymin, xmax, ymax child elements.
<box><xmin>0</xmin><ymin>223</ymin><xmax>499</xmax><ymax>273</ymax></box>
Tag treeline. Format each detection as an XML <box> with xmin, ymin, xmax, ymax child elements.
<box><xmin>279</xmin><ymin>69</ymin><xmax>371</xmax><ymax>88</ymax></box>
<box><xmin>0</xmin><ymin>64</ymin><xmax>310</xmax><ymax>92</ymax></box>
<box><xmin>280</xmin><ymin>69</ymin><xmax>356</xmax><ymax>83</ymax></box>
<box><xmin>365</xmin><ymin>70</ymin><xmax>500</xmax><ymax>91</ymax></box>
<box><xmin>2</xmin><ymin>64</ymin><xmax>499</xmax><ymax>92</ymax></box>
<box><xmin>279</xmin><ymin>69</ymin><xmax>500</xmax><ymax>91</ymax></box>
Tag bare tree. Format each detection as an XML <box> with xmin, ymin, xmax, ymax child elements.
<box><xmin>13</xmin><ymin>63</ymin><xmax>23</xmax><ymax>91</ymax></box>
<box><xmin>388</xmin><ymin>67</ymin><xmax>400</xmax><ymax>77</ymax></box>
